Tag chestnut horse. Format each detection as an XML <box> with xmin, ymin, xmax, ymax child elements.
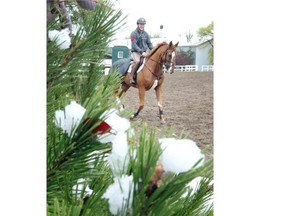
<box><xmin>117</xmin><ymin>41</ymin><xmax>178</xmax><ymax>122</ymax></box>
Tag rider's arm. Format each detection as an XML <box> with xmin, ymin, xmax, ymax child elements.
<box><xmin>131</xmin><ymin>31</ymin><xmax>143</xmax><ymax>53</ymax></box>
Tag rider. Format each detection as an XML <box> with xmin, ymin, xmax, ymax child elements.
<box><xmin>130</xmin><ymin>17</ymin><xmax>153</xmax><ymax>84</ymax></box>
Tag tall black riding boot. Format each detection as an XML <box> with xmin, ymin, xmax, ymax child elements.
<box><xmin>130</xmin><ymin>62</ymin><xmax>140</xmax><ymax>84</ymax></box>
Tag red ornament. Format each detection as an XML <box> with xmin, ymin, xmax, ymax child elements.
<box><xmin>83</xmin><ymin>117</ymin><xmax>112</xmax><ymax>134</ymax></box>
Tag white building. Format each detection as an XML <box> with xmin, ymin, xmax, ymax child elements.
<box><xmin>107</xmin><ymin>38</ymin><xmax>213</xmax><ymax>72</ymax></box>
<box><xmin>195</xmin><ymin>39</ymin><xmax>213</xmax><ymax>71</ymax></box>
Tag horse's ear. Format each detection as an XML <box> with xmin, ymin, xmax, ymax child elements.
<box><xmin>175</xmin><ymin>41</ymin><xmax>179</xmax><ymax>47</ymax></box>
<box><xmin>169</xmin><ymin>41</ymin><xmax>173</xmax><ymax>47</ymax></box>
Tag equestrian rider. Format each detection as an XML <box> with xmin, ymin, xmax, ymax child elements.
<box><xmin>130</xmin><ymin>17</ymin><xmax>153</xmax><ymax>84</ymax></box>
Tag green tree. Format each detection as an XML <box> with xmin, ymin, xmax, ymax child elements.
<box><xmin>197</xmin><ymin>21</ymin><xmax>214</xmax><ymax>64</ymax></box>
<box><xmin>47</xmin><ymin>1</ymin><xmax>213</xmax><ymax>215</ymax></box>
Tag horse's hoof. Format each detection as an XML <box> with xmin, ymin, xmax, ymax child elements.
<box><xmin>160</xmin><ymin>119</ymin><xmax>165</xmax><ymax>124</ymax></box>
<box><xmin>119</xmin><ymin>104</ymin><xmax>124</xmax><ymax>111</ymax></box>
<box><xmin>116</xmin><ymin>97</ymin><xmax>124</xmax><ymax>111</ymax></box>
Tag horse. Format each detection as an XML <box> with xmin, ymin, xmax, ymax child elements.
<box><xmin>114</xmin><ymin>41</ymin><xmax>179</xmax><ymax>123</ymax></box>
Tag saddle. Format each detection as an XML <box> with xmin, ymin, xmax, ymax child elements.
<box><xmin>111</xmin><ymin>56</ymin><xmax>145</xmax><ymax>77</ymax></box>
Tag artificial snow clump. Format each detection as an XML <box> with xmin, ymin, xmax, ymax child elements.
<box><xmin>183</xmin><ymin>177</ymin><xmax>214</xmax><ymax>212</ymax></box>
<box><xmin>183</xmin><ymin>176</ymin><xmax>213</xmax><ymax>196</ymax></box>
<box><xmin>116</xmin><ymin>97</ymin><xmax>124</xmax><ymax>111</ymax></box>
<box><xmin>98</xmin><ymin>108</ymin><xmax>133</xmax><ymax>176</ymax></box>
<box><xmin>99</xmin><ymin>109</ymin><xmax>134</xmax><ymax>214</ymax></box>
<box><xmin>107</xmin><ymin>132</ymin><xmax>130</xmax><ymax>176</ymax></box>
<box><xmin>72</xmin><ymin>178</ymin><xmax>93</xmax><ymax>198</ymax></box>
<box><xmin>48</xmin><ymin>28</ymin><xmax>71</xmax><ymax>49</ymax></box>
<box><xmin>100</xmin><ymin>108</ymin><xmax>132</xmax><ymax>139</ymax></box>
<box><xmin>54</xmin><ymin>100</ymin><xmax>86</xmax><ymax>136</ymax></box>
<box><xmin>159</xmin><ymin>138</ymin><xmax>205</xmax><ymax>174</ymax></box>
<box><xmin>102</xmin><ymin>175</ymin><xmax>134</xmax><ymax>215</ymax></box>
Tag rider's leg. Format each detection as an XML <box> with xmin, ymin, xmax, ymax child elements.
<box><xmin>130</xmin><ymin>52</ymin><xmax>141</xmax><ymax>84</ymax></box>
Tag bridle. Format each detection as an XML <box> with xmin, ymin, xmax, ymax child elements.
<box><xmin>144</xmin><ymin>44</ymin><xmax>174</xmax><ymax>79</ymax></box>
<box><xmin>162</xmin><ymin>47</ymin><xmax>174</xmax><ymax>65</ymax></box>
<box><xmin>148</xmin><ymin>45</ymin><xmax>174</xmax><ymax>65</ymax></box>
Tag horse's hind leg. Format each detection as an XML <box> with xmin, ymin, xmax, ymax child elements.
<box><xmin>116</xmin><ymin>83</ymin><xmax>130</xmax><ymax>110</ymax></box>
<box><xmin>131</xmin><ymin>86</ymin><xmax>145</xmax><ymax>119</ymax></box>
<box><xmin>118</xmin><ymin>82</ymin><xmax>130</xmax><ymax>98</ymax></box>
<box><xmin>155</xmin><ymin>83</ymin><xmax>165</xmax><ymax>123</ymax></box>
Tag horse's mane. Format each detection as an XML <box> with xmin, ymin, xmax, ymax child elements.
<box><xmin>147</xmin><ymin>41</ymin><xmax>168</xmax><ymax>58</ymax></box>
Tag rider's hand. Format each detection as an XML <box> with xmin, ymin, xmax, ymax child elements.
<box><xmin>142</xmin><ymin>52</ymin><xmax>147</xmax><ymax>57</ymax></box>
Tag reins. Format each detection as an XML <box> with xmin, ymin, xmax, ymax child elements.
<box><xmin>144</xmin><ymin>63</ymin><xmax>163</xmax><ymax>80</ymax></box>
<box><xmin>144</xmin><ymin>45</ymin><xmax>171</xmax><ymax>79</ymax></box>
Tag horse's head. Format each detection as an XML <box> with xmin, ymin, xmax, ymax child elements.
<box><xmin>162</xmin><ymin>41</ymin><xmax>179</xmax><ymax>64</ymax></box>
<box><xmin>146</xmin><ymin>41</ymin><xmax>178</xmax><ymax>73</ymax></box>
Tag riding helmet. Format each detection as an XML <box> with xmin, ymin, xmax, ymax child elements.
<box><xmin>137</xmin><ymin>18</ymin><xmax>146</xmax><ymax>24</ymax></box>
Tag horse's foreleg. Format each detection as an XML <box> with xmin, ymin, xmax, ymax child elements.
<box><xmin>131</xmin><ymin>87</ymin><xmax>145</xmax><ymax>119</ymax></box>
<box><xmin>155</xmin><ymin>84</ymin><xmax>165</xmax><ymax>122</ymax></box>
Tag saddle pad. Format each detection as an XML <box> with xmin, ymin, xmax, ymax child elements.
<box><xmin>111</xmin><ymin>57</ymin><xmax>133</xmax><ymax>76</ymax></box>
<box><xmin>127</xmin><ymin>58</ymin><xmax>146</xmax><ymax>73</ymax></box>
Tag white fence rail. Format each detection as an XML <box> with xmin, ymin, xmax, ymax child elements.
<box><xmin>174</xmin><ymin>65</ymin><xmax>198</xmax><ymax>72</ymax></box>
<box><xmin>201</xmin><ymin>65</ymin><xmax>214</xmax><ymax>72</ymax></box>
<box><xmin>103</xmin><ymin>62</ymin><xmax>214</xmax><ymax>75</ymax></box>
<box><xmin>173</xmin><ymin>65</ymin><xmax>214</xmax><ymax>72</ymax></box>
